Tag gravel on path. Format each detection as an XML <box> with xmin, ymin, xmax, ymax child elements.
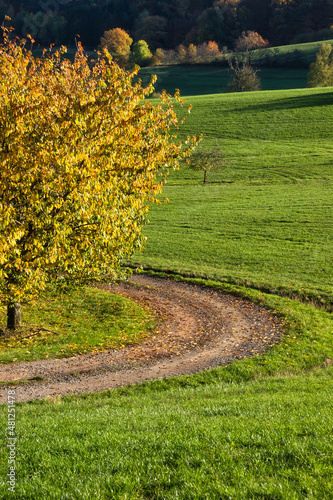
<box><xmin>0</xmin><ymin>275</ymin><xmax>283</xmax><ymax>403</ymax></box>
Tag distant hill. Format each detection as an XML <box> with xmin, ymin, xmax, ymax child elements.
<box><xmin>250</xmin><ymin>39</ymin><xmax>333</xmax><ymax>68</ymax></box>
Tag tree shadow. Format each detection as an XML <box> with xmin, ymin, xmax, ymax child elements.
<box><xmin>228</xmin><ymin>90</ymin><xmax>333</xmax><ymax>113</ymax></box>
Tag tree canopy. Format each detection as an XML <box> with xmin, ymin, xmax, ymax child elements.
<box><xmin>1</xmin><ymin>0</ymin><xmax>333</xmax><ymax>51</ymax></box>
<box><xmin>99</xmin><ymin>28</ymin><xmax>133</xmax><ymax>65</ymax></box>
<box><xmin>308</xmin><ymin>43</ymin><xmax>333</xmax><ymax>87</ymax></box>
<box><xmin>0</xmin><ymin>25</ymin><xmax>197</xmax><ymax>329</ymax></box>
<box><xmin>234</xmin><ymin>31</ymin><xmax>269</xmax><ymax>52</ymax></box>
<box><xmin>188</xmin><ymin>141</ymin><xmax>224</xmax><ymax>184</ymax></box>
<box><xmin>130</xmin><ymin>40</ymin><xmax>153</xmax><ymax>66</ymax></box>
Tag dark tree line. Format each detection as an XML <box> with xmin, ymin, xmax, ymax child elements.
<box><xmin>1</xmin><ymin>0</ymin><xmax>333</xmax><ymax>50</ymax></box>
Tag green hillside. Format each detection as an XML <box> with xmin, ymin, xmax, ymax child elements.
<box><xmin>1</xmin><ymin>84</ymin><xmax>333</xmax><ymax>500</ymax></box>
<box><xmin>252</xmin><ymin>38</ymin><xmax>333</xmax><ymax>66</ymax></box>
<box><xmin>138</xmin><ymin>39</ymin><xmax>333</xmax><ymax>96</ymax></box>
<box><xmin>138</xmin><ymin>66</ymin><xmax>309</xmax><ymax>96</ymax></box>
<box><xmin>1</xmin><ymin>369</ymin><xmax>332</xmax><ymax>499</ymax></box>
<box><xmin>131</xmin><ymin>88</ymin><xmax>333</xmax><ymax>309</ymax></box>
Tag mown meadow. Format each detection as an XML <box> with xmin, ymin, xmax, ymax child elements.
<box><xmin>133</xmin><ymin>88</ymin><xmax>333</xmax><ymax>310</ymax></box>
<box><xmin>139</xmin><ymin>65</ymin><xmax>309</xmax><ymax>96</ymax></box>
<box><xmin>1</xmin><ymin>86</ymin><xmax>333</xmax><ymax>499</ymax></box>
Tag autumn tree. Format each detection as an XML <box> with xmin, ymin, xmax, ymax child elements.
<box><xmin>187</xmin><ymin>43</ymin><xmax>198</xmax><ymax>63</ymax></box>
<box><xmin>0</xmin><ymin>25</ymin><xmax>197</xmax><ymax>331</ymax></box>
<box><xmin>151</xmin><ymin>41</ymin><xmax>222</xmax><ymax>66</ymax></box>
<box><xmin>308</xmin><ymin>43</ymin><xmax>333</xmax><ymax>87</ymax></box>
<box><xmin>176</xmin><ymin>44</ymin><xmax>188</xmax><ymax>64</ymax></box>
<box><xmin>235</xmin><ymin>31</ymin><xmax>269</xmax><ymax>53</ymax></box>
<box><xmin>99</xmin><ymin>28</ymin><xmax>133</xmax><ymax>65</ymax></box>
<box><xmin>196</xmin><ymin>41</ymin><xmax>222</xmax><ymax>63</ymax></box>
<box><xmin>151</xmin><ymin>47</ymin><xmax>165</xmax><ymax>65</ymax></box>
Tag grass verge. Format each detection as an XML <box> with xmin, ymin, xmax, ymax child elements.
<box><xmin>0</xmin><ymin>285</ymin><xmax>155</xmax><ymax>364</ymax></box>
<box><xmin>1</xmin><ymin>368</ymin><xmax>332</xmax><ymax>499</ymax></box>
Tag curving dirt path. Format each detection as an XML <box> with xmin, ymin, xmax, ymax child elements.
<box><xmin>0</xmin><ymin>275</ymin><xmax>284</xmax><ymax>403</ymax></box>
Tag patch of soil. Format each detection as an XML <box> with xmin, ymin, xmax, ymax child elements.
<box><xmin>0</xmin><ymin>275</ymin><xmax>284</xmax><ymax>403</ymax></box>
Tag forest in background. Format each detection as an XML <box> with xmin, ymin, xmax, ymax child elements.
<box><xmin>1</xmin><ymin>0</ymin><xmax>333</xmax><ymax>51</ymax></box>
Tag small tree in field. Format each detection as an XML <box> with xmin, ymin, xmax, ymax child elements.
<box><xmin>308</xmin><ymin>43</ymin><xmax>333</xmax><ymax>87</ymax></box>
<box><xmin>189</xmin><ymin>142</ymin><xmax>224</xmax><ymax>184</ymax></box>
<box><xmin>227</xmin><ymin>55</ymin><xmax>261</xmax><ymax>92</ymax></box>
<box><xmin>0</xmin><ymin>24</ymin><xmax>197</xmax><ymax>331</ymax></box>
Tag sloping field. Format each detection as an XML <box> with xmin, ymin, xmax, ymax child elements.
<box><xmin>139</xmin><ymin>65</ymin><xmax>308</xmax><ymax>95</ymax></box>
<box><xmin>252</xmin><ymin>38</ymin><xmax>333</xmax><ymax>66</ymax></box>
<box><xmin>1</xmin><ymin>88</ymin><xmax>332</xmax><ymax>500</ymax></box>
<box><xmin>139</xmin><ymin>39</ymin><xmax>333</xmax><ymax>96</ymax></box>
<box><xmin>132</xmin><ymin>88</ymin><xmax>333</xmax><ymax>309</ymax></box>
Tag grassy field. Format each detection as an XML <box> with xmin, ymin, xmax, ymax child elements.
<box><xmin>139</xmin><ymin>66</ymin><xmax>308</xmax><ymax>96</ymax></box>
<box><xmin>131</xmin><ymin>87</ymin><xmax>333</xmax><ymax>310</ymax></box>
<box><xmin>139</xmin><ymin>39</ymin><xmax>333</xmax><ymax>97</ymax></box>
<box><xmin>1</xmin><ymin>87</ymin><xmax>333</xmax><ymax>498</ymax></box>
<box><xmin>1</xmin><ymin>367</ymin><xmax>332</xmax><ymax>499</ymax></box>
<box><xmin>252</xmin><ymin>38</ymin><xmax>333</xmax><ymax>66</ymax></box>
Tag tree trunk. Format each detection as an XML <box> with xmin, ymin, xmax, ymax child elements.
<box><xmin>203</xmin><ymin>169</ymin><xmax>207</xmax><ymax>184</ymax></box>
<box><xmin>7</xmin><ymin>303</ymin><xmax>21</xmax><ymax>330</ymax></box>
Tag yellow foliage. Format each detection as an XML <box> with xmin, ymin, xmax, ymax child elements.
<box><xmin>307</xmin><ymin>43</ymin><xmax>333</xmax><ymax>88</ymax></box>
<box><xmin>0</xmin><ymin>26</ymin><xmax>198</xmax><ymax>306</ymax></box>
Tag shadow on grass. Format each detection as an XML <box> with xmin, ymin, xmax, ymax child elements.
<box><xmin>229</xmin><ymin>90</ymin><xmax>333</xmax><ymax>113</ymax></box>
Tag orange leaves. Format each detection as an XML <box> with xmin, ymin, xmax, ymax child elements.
<box><xmin>100</xmin><ymin>28</ymin><xmax>133</xmax><ymax>64</ymax></box>
<box><xmin>235</xmin><ymin>31</ymin><xmax>269</xmax><ymax>52</ymax></box>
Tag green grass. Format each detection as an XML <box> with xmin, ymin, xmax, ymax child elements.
<box><xmin>138</xmin><ymin>39</ymin><xmax>333</xmax><ymax>97</ymax></box>
<box><xmin>130</xmin><ymin>88</ymin><xmax>333</xmax><ymax>310</ymax></box>
<box><xmin>139</xmin><ymin>66</ymin><xmax>308</xmax><ymax>96</ymax></box>
<box><xmin>252</xmin><ymin>38</ymin><xmax>333</xmax><ymax>66</ymax></box>
<box><xmin>1</xmin><ymin>87</ymin><xmax>333</xmax><ymax>499</ymax></box>
<box><xmin>0</xmin><ymin>286</ymin><xmax>155</xmax><ymax>364</ymax></box>
<box><xmin>1</xmin><ymin>367</ymin><xmax>332</xmax><ymax>499</ymax></box>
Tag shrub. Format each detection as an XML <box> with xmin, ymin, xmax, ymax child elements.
<box><xmin>308</xmin><ymin>43</ymin><xmax>333</xmax><ymax>87</ymax></box>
